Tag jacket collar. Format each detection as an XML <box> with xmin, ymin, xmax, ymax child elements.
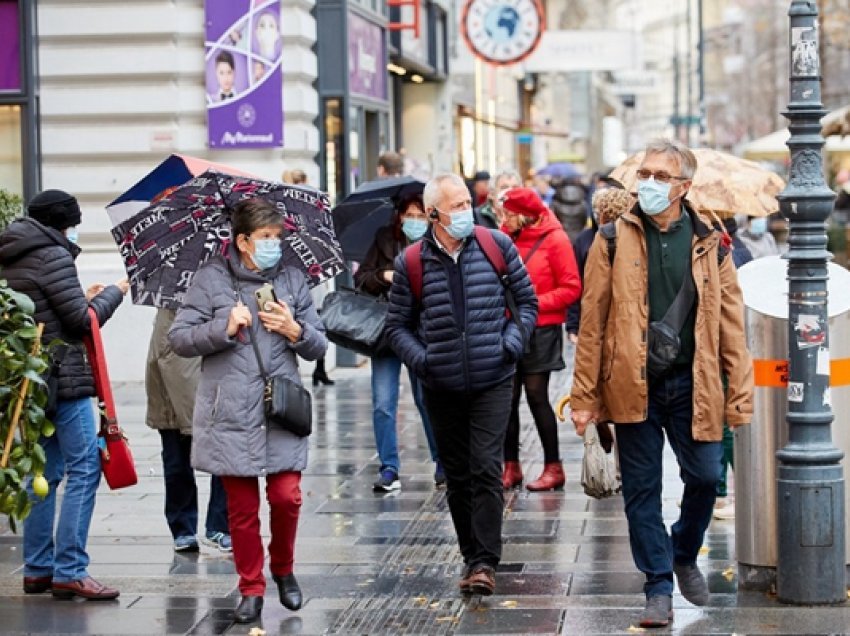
<box><xmin>622</xmin><ymin>201</ymin><xmax>715</xmax><ymax>241</ymax></box>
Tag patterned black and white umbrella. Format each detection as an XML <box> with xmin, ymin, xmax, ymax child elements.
<box><xmin>111</xmin><ymin>170</ymin><xmax>345</xmax><ymax>309</ymax></box>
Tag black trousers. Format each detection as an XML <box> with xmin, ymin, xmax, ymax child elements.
<box><xmin>159</xmin><ymin>430</ymin><xmax>229</xmax><ymax>538</ymax></box>
<box><xmin>423</xmin><ymin>377</ymin><xmax>513</xmax><ymax>568</ymax></box>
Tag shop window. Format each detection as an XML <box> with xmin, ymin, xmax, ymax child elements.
<box><xmin>324</xmin><ymin>98</ymin><xmax>345</xmax><ymax>205</ymax></box>
<box><xmin>0</xmin><ymin>105</ymin><xmax>23</xmax><ymax>196</ymax></box>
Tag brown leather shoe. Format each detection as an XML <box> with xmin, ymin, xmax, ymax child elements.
<box><xmin>23</xmin><ymin>576</ymin><xmax>52</xmax><ymax>594</ymax></box>
<box><xmin>458</xmin><ymin>564</ymin><xmax>474</xmax><ymax>593</ymax></box>
<box><xmin>467</xmin><ymin>564</ymin><xmax>496</xmax><ymax>596</ymax></box>
<box><xmin>52</xmin><ymin>576</ymin><xmax>120</xmax><ymax>600</ymax></box>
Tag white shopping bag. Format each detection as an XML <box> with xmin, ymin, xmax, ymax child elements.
<box><xmin>580</xmin><ymin>424</ymin><xmax>621</xmax><ymax>499</ymax></box>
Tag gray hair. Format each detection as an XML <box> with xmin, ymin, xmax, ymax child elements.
<box><xmin>644</xmin><ymin>138</ymin><xmax>698</xmax><ymax>179</ymax></box>
<box><xmin>491</xmin><ymin>169</ymin><xmax>522</xmax><ymax>191</ymax></box>
<box><xmin>423</xmin><ymin>173</ymin><xmax>466</xmax><ymax>210</ymax></box>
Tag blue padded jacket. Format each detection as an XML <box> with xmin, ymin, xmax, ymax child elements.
<box><xmin>385</xmin><ymin>228</ymin><xmax>537</xmax><ymax>392</ymax></box>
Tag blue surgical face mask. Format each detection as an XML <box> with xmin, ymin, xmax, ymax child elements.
<box><xmin>402</xmin><ymin>218</ymin><xmax>428</xmax><ymax>241</ymax></box>
<box><xmin>441</xmin><ymin>208</ymin><xmax>475</xmax><ymax>240</ymax></box>
<box><xmin>250</xmin><ymin>238</ymin><xmax>282</xmax><ymax>270</ymax></box>
<box><xmin>65</xmin><ymin>227</ymin><xmax>79</xmax><ymax>244</ymax></box>
<box><xmin>637</xmin><ymin>178</ymin><xmax>673</xmax><ymax>216</ymax></box>
<box><xmin>749</xmin><ymin>217</ymin><xmax>768</xmax><ymax>236</ymax></box>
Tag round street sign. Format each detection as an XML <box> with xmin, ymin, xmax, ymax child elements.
<box><xmin>461</xmin><ymin>0</ymin><xmax>545</xmax><ymax>66</ymax></box>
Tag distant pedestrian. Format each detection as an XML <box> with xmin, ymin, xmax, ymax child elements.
<box><xmin>468</xmin><ymin>170</ymin><xmax>491</xmax><ymax>208</ymax></box>
<box><xmin>570</xmin><ymin>139</ymin><xmax>753</xmax><ymax>628</ymax></box>
<box><xmin>377</xmin><ymin>151</ymin><xmax>405</xmax><ymax>178</ymax></box>
<box><xmin>737</xmin><ymin>215</ymin><xmax>780</xmax><ymax>259</ymax></box>
<box><xmin>499</xmin><ymin>188</ymin><xmax>581</xmax><ymax>492</ymax></box>
<box><xmin>170</xmin><ymin>198</ymin><xmax>327</xmax><ymax>624</ymax></box>
<box><xmin>475</xmin><ymin>169</ymin><xmax>522</xmax><ymax>229</ymax></box>
<box><xmin>145</xmin><ymin>308</ymin><xmax>231</xmax><ymax>554</ymax></box>
<box><xmin>550</xmin><ymin>176</ymin><xmax>589</xmax><ymax>242</ymax></box>
<box><xmin>354</xmin><ymin>193</ymin><xmax>443</xmax><ymax>491</ymax></box>
<box><xmin>0</xmin><ymin>189</ymin><xmax>129</xmax><ymax>600</ymax></box>
<box><xmin>386</xmin><ymin>173</ymin><xmax>537</xmax><ymax>597</ymax></box>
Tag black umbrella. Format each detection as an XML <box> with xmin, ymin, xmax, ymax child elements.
<box><xmin>111</xmin><ymin>170</ymin><xmax>345</xmax><ymax>309</ymax></box>
<box><xmin>332</xmin><ymin>176</ymin><xmax>425</xmax><ymax>261</ymax></box>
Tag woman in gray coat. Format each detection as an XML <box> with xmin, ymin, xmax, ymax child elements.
<box><xmin>169</xmin><ymin>198</ymin><xmax>327</xmax><ymax>624</ymax></box>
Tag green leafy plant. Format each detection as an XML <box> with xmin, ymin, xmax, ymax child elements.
<box><xmin>0</xmin><ymin>278</ymin><xmax>54</xmax><ymax>531</ymax></box>
<box><xmin>0</xmin><ymin>188</ymin><xmax>24</xmax><ymax>232</ymax></box>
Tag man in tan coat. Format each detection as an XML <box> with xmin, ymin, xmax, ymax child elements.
<box><xmin>571</xmin><ymin>139</ymin><xmax>753</xmax><ymax>628</ymax></box>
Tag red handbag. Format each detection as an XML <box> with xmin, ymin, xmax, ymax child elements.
<box><xmin>83</xmin><ymin>308</ymin><xmax>138</xmax><ymax>489</ymax></box>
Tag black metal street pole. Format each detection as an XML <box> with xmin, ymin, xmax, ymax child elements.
<box><xmin>776</xmin><ymin>0</ymin><xmax>846</xmax><ymax>605</ymax></box>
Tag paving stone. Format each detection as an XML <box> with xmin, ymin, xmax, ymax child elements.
<box><xmin>3</xmin><ymin>366</ymin><xmax>850</xmax><ymax>635</ymax></box>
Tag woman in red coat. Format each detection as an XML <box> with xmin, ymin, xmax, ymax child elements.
<box><xmin>500</xmin><ymin>187</ymin><xmax>582</xmax><ymax>491</ymax></box>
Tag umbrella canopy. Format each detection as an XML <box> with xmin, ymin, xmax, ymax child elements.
<box><xmin>536</xmin><ymin>162</ymin><xmax>581</xmax><ymax>179</ymax></box>
<box><xmin>821</xmin><ymin>104</ymin><xmax>850</xmax><ymax>137</ymax></box>
<box><xmin>111</xmin><ymin>170</ymin><xmax>345</xmax><ymax>309</ymax></box>
<box><xmin>332</xmin><ymin>199</ymin><xmax>396</xmax><ymax>263</ymax></box>
<box><xmin>332</xmin><ymin>176</ymin><xmax>425</xmax><ymax>262</ymax></box>
<box><xmin>611</xmin><ymin>148</ymin><xmax>786</xmax><ymax>219</ymax></box>
<box><xmin>342</xmin><ymin>175</ymin><xmax>425</xmax><ymax>203</ymax></box>
<box><xmin>106</xmin><ymin>154</ymin><xmax>259</xmax><ymax>226</ymax></box>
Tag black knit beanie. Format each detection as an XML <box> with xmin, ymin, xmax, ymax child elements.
<box><xmin>27</xmin><ymin>189</ymin><xmax>82</xmax><ymax>231</ymax></box>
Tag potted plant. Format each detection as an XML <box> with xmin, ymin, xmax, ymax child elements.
<box><xmin>0</xmin><ymin>188</ymin><xmax>24</xmax><ymax>232</ymax></box>
<box><xmin>0</xmin><ymin>278</ymin><xmax>53</xmax><ymax>530</ymax></box>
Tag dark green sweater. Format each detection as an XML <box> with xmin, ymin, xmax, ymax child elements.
<box><xmin>643</xmin><ymin>211</ymin><xmax>696</xmax><ymax>368</ymax></box>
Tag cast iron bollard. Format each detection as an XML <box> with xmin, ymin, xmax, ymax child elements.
<box><xmin>776</xmin><ymin>0</ymin><xmax>846</xmax><ymax>604</ymax></box>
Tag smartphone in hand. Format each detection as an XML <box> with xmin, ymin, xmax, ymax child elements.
<box><xmin>255</xmin><ymin>283</ymin><xmax>280</xmax><ymax>312</ymax></box>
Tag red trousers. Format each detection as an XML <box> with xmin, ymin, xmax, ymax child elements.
<box><xmin>220</xmin><ymin>471</ymin><xmax>302</xmax><ymax>595</ymax></box>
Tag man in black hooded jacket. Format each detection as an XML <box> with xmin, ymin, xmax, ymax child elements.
<box><xmin>0</xmin><ymin>189</ymin><xmax>128</xmax><ymax>600</ymax></box>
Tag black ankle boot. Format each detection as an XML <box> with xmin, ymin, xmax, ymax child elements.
<box><xmin>233</xmin><ymin>595</ymin><xmax>263</xmax><ymax>623</ymax></box>
<box><xmin>273</xmin><ymin>573</ymin><xmax>302</xmax><ymax>611</ymax></box>
<box><xmin>312</xmin><ymin>358</ymin><xmax>334</xmax><ymax>386</ymax></box>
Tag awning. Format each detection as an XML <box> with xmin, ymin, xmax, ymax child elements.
<box><xmin>742</xmin><ymin>127</ymin><xmax>850</xmax><ymax>160</ymax></box>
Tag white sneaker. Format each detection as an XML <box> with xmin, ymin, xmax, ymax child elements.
<box><xmin>713</xmin><ymin>497</ymin><xmax>735</xmax><ymax>520</ymax></box>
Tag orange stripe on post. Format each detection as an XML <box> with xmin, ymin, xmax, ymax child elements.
<box><xmin>752</xmin><ymin>358</ymin><xmax>850</xmax><ymax>387</ymax></box>
<box><xmin>753</xmin><ymin>359</ymin><xmax>789</xmax><ymax>388</ymax></box>
<box><xmin>832</xmin><ymin>358</ymin><xmax>850</xmax><ymax>387</ymax></box>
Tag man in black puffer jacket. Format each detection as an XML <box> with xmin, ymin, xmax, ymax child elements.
<box><xmin>386</xmin><ymin>173</ymin><xmax>537</xmax><ymax>597</ymax></box>
<box><xmin>0</xmin><ymin>189</ymin><xmax>128</xmax><ymax>600</ymax></box>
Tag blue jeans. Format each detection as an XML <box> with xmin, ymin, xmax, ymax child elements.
<box><xmin>23</xmin><ymin>398</ymin><xmax>101</xmax><ymax>583</ymax></box>
<box><xmin>159</xmin><ymin>430</ymin><xmax>228</xmax><ymax>538</ymax></box>
<box><xmin>615</xmin><ymin>368</ymin><xmax>721</xmax><ymax>598</ymax></box>
<box><xmin>371</xmin><ymin>354</ymin><xmax>438</xmax><ymax>473</ymax></box>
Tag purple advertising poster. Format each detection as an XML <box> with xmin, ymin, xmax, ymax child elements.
<box><xmin>0</xmin><ymin>0</ymin><xmax>21</xmax><ymax>92</ymax></box>
<box><xmin>348</xmin><ymin>11</ymin><xmax>387</xmax><ymax>102</ymax></box>
<box><xmin>205</xmin><ymin>0</ymin><xmax>282</xmax><ymax>148</ymax></box>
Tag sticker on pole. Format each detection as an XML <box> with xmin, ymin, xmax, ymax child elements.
<box><xmin>788</xmin><ymin>382</ymin><xmax>804</xmax><ymax>403</ymax></box>
<box><xmin>794</xmin><ymin>314</ymin><xmax>825</xmax><ymax>349</ymax></box>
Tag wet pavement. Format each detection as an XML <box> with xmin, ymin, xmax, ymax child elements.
<box><xmin>2</xmin><ymin>354</ymin><xmax>850</xmax><ymax>635</ymax></box>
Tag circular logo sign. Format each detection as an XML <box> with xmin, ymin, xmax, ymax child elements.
<box><xmin>237</xmin><ymin>103</ymin><xmax>257</xmax><ymax>128</ymax></box>
<box><xmin>461</xmin><ymin>0</ymin><xmax>545</xmax><ymax>66</ymax></box>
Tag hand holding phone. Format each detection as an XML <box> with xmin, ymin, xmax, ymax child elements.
<box><xmin>255</xmin><ymin>283</ymin><xmax>282</xmax><ymax>313</ymax></box>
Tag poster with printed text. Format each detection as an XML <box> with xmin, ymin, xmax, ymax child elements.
<box><xmin>205</xmin><ymin>0</ymin><xmax>283</xmax><ymax>149</ymax></box>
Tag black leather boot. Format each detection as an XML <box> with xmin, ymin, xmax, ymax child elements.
<box><xmin>233</xmin><ymin>595</ymin><xmax>263</xmax><ymax>623</ymax></box>
<box><xmin>273</xmin><ymin>573</ymin><xmax>302</xmax><ymax>611</ymax></box>
<box><xmin>312</xmin><ymin>357</ymin><xmax>334</xmax><ymax>386</ymax></box>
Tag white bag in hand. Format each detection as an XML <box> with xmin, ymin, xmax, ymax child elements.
<box><xmin>580</xmin><ymin>424</ymin><xmax>621</xmax><ymax>499</ymax></box>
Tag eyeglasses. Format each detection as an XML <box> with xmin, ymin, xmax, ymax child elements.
<box><xmin>635</xmin><ymin>169</ymin><xmax>688</xmax><ymax>184</ymax></box>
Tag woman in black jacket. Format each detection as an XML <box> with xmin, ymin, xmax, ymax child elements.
<box><xmin>0</xmin><ymin>190</ymin><xmax>128</xmax><ymax>600</ymax></box>
<box><xmin>354</xmin><ymin>194</ymin><xmax>443</xmax><ymax>491</ymax></box>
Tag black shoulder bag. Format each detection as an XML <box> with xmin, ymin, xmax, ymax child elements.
<box><xmin>228</xmin><ymin>262</ymin><xmax>313</xmax><ymax>437</ymax></box>
<box><xmin>646</xmin><ymin>269</ymin><xmax>695</xmax><ymax>379</ymax></box>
